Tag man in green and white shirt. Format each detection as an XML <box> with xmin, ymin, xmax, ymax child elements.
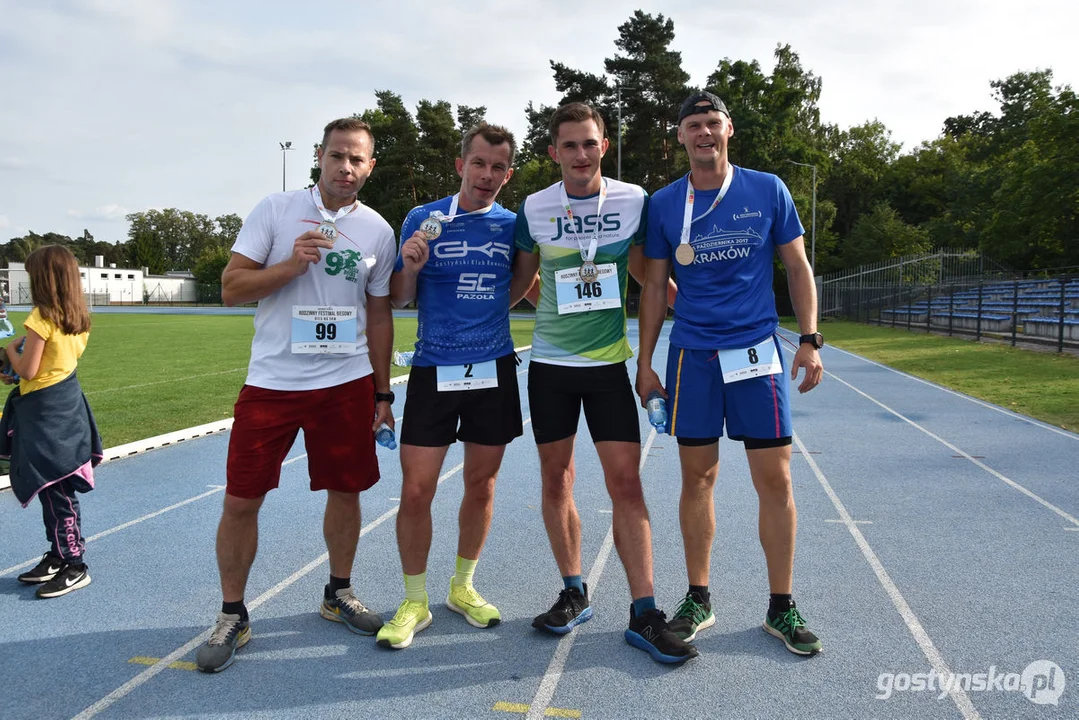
<box><xmin>514</xmin><ymin>102</ymin><xmax>695</xmax><ymax>664</ymax></box>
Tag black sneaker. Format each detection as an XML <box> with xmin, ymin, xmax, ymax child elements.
<box><xmin>668</xmin><ymin>591</ymin><xmax>715</xmax><ymax>641</ymax></box>
<box><xmin>18</xmin><ymin>553</ymin><xmax>64</xmax><ymax>584</ymax></box>
<box><xmin>624</xmin><ymin>605</ymin><xmax>698</xmax><ymax>664</ymax></box>
<box><xmin>36</xmin><ymin>563</ymin><xmax>91</xmax><ymax>598</ymax></box>
<box><xmin>532</xmin><ymin>584</ymin><xmax>592</xmax><ymax>634</ymax></box>
<box><xmin>764</xmin><ymin>601</ymin><xmax>822</xmax><ymax>656</ymax></box>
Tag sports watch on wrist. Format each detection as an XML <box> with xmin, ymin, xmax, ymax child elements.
<box><xmin>799</xmin><ymin>332</ymin><xmax>824</xmax><ymax>350</ymax></box>
<box><xmin>375</xmin><ymin>391</ymin><xmax>395</xmax><ymax>404</ymax></box>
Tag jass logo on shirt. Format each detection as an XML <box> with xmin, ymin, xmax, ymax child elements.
<box><xmin>550</xmin><ymin>213</ymin><xmax>622</xmax><ymax>242</ymax></box>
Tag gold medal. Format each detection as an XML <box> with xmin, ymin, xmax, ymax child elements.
<box><xmin>579</xmin><ymin>261</ymin><xmax>598</xmax><ymax>282</ymax></box>
<box><xmin>316</xmin><ymin>221</ymin><xmax>338</xmax><ymax>241</ymax></box>
<box><xmin>419</xmin><ymin>216</ymin><xmax>442</xmax><ymax>240</ymax></box>
<box><xmin>675</xmin><ymin>243</ymin><xmax>695</xmax><ymax>266</ymax></box>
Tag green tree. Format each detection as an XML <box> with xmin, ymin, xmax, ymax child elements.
<box><xmin>125</xmin><ymin>209</ymin><xmax>216</xmax><ymax>271</ymax></box>
<box><xmin>215</xmin><ymin>213</ymin><xmax>243</xmax><ymax>250</ymax></box>
<box><xmin>415</xmin><ymin>99</ymin><xmax>462</xmax><ymax>202</ymax></box>
<box><xmin>842</xmin><ymin>201</ymin><xmax>931</xmax><ymax>267</ymax></box>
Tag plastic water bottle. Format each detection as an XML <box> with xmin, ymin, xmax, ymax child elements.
<box><xmin>375</xmin><ymin>423</ymin><xmax>397</xmax><ymax>450</ymax></box>
<box><xmin>393</xmin><ymin>350</ymin><xmax>414</xmax><ymax>367</ymax></box>
<box><xmin>646</xmin><ymin>390</ymin><xmax>667</xmax><ymax>430</ymax></box>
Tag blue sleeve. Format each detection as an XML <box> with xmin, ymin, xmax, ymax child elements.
<box><xmin>644</xmin><ymin>191</ymin><xmax>672</xmax><ymax>260</ymax></box>
<box><xmin>773</xmin><ymin>177</ymin><xmax>806</xmax><ymax>246</ymax></box>
<box><xmin>514</xmin><ymin>200</ymin><xmax>537</xmax><ymax>253</ymax></box>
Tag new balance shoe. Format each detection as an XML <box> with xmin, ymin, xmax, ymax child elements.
<box><xmin>196</xmin><ymin>611</ymin><xmax>251</xmax><ymax>673</ymax></box>
<box><xmin>446</xmin><ymin>580</ymin><xmax>501</xmax><ymax>628</ymax></box>
<box><xmin>18</xmin><ymin>553</ymin><xmax>64</xmax><ymax>584</ymax></box>
<box><xmin>532</xmin><ymin>584</ymin><xmax>592</xmax><ymax>634</ymax></box>
<box><xmin>319</xmin><ymin>585</ymin><xmax>384</xmax><ymax>635</ymax></box>
<box><xmin>668</xmin><ymin>591</ymin><xmax>715</xmax><ymax>642</ymax></box>
<box><xmin>763</xmin><ymin>602</ymin><xmax>822</xmax><ymax>656</ymax></box>
<box><xmin>376</xmin><ymin>600</ymin><xmax>433</xmax><ymax>649</ymax></box>
<box><xmin>35</xmin><ymin>563</ymin><xmax>91</xmax><ymax>598</ymax></box>
<box><xmin>624</xmin><ymin>605</ymin><xmax>698</xmax><ymax>664</ymax></box>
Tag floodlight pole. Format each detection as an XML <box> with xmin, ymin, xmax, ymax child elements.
<box><xmin>279</xmin><ymin>141</ymin><xmax>293</xmax><ymax>191</ymax></box>
<box><xmin>786</xmin><ymin>159</ymin><xmax>817</xmax><ymax>272</ymax></box>
<box><xmin>616</xmin><ymin>85</ymin><xmax>636</xmax><ymax>182</ymax></box>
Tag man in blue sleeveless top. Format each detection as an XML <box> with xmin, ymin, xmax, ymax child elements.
<box><xmin>378</xmin><ymin>122</ymin><xmax>536</xmax><ymax>650</ymax></box>
<box><xmin>636</xmin><ymin>92</ymin><xmax>825</xmax><ymax>656</ymax></box>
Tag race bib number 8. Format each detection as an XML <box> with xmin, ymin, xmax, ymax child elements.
<box><xmin>717</xmin><ymin>337</ymin><xmax>782</xmax><ymax>383</ymax></box>
<box><xmin>555</xmin><ymin>263</ymin><xmax>621</xmax><ymax>315</ymax></box>
<box><xmin>291</xmin><ymin>306</ymin><xmax>358</xmax><ymax>354</ymax></box>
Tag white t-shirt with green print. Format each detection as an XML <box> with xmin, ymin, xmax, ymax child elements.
<box><xmin>515</xmin><ymin>178</ymin><xmax>647</xmax><ymax>366</ymax></box>
<box><xmin>232</xmin><ymin>188</ymin><xmax>396</xmax><ymax>391</ymax></box>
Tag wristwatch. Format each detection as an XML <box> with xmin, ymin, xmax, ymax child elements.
<box><xmin>799</xmin><ymin>332</ymin><xmax>824</xmax><ymax>350</ymax></box>
<box><xmin>375</xmin><ymin>391</ymin><xmax>395</xmax><ymax>404</ymax></box>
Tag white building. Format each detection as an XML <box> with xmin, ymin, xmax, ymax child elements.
<box><xmin>5</xmin><ymin>256</ymin><xmax>198</xmax><ymax>305</ymax></box>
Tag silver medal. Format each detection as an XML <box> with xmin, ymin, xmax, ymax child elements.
<box><xmin>579</xmin><ymin>260</ymin><xmax>598</xmax><ymax>282</ymax></box>
<box><xmin>316</xmin><ymin>221</ymin><xmax>338</xmax><ymax>241</ymax></box>
<box><xmin>419</xmin><ymin>216</ymin><xmax>442</xmax><ymax>240</ymax></box>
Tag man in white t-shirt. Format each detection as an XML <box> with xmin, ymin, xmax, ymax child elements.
<box><xmin>196</xmin><ymin>118</ymin><xmax>397</xmax><ymax>674</ymax></box>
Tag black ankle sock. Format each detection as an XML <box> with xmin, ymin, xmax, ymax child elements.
<box><xmin>768</xmin><ymin>593</ymin><xmax>793</xmax><ymax>619</ymax></box>
<box><xmin>327</xmin><ymin>575</ymin><xmax>350</xmax><ymax>597</ymax></box>
<box><xmin>222</xmin><ymin>600</ymin><xmax>248</xmax><ymax>621</ymax></box>
<box><xmin>689</xmin><ymin>585</ymin><xmax>710</xmax><ymax>604</ymax></box>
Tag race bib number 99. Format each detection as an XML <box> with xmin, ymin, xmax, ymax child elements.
<box><xmin>291</xmin><ymin>306</ymin><xmax>358</xmax><ymax>354</ymax></box>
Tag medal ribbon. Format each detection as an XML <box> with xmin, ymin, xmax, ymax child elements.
<box><xmin>311</xmin><ymin>185</ymin><xmax>360</xmax><ymax>224</ymax></box>
<box><xmin>439</xmin><ymin>193</ymin><xmax>493</xmax><ymax>224</ymax></box>
<box><xmin>679</xmin><ymin>165</ymin><xmax>734</xmax><ymax>251</ymax></box>
<box><xmin>559</xmin><ymin>180</ymin><xmax>607</xmax><ymax>263</ymax></box>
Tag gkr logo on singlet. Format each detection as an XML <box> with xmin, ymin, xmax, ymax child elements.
<box><xmin>433</xmin><ymin>240</ymin><xmax>511</xmax><ymax>261</ymax></box>
<box><xmin>550</xmin><ymin>213</ymin><xmax>622</xmax><ymax>242</ymax></box>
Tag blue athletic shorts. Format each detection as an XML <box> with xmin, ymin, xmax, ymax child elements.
<box><xmin>664</xmin><ymin>336</ymin><xmax>792</xmax><ymax>442</ymax></box>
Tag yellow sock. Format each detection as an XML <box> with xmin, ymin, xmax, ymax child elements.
<box><xmin>404</xmin><ymin>572</ymin><xmax>428</xmax><ymax>604</ymax></box>
<box><xmin>453</xmin><ymin>556</ymin><xmax>477</xmax><ymax>588</ymax></box>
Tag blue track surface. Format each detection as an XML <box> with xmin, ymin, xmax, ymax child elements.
<box><xmin>1</xmin><ymin>322</ymin><xmax>1075</xmax><ymax>719</ymax></box>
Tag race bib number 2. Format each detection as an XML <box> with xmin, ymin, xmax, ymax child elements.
<box><xmin>717</xmin><ymin>337</ymin><xmax>782</xmax><ymax>383</ymax></box>
<box><xmin>291</xmin><ymin>306</ymin><xmax>358</xmax><ymax>354</ymax></box>
<box><xmin>436</xmin><ymin>360</ymin><xmax>498</xmax><ymax>391</ymax></box>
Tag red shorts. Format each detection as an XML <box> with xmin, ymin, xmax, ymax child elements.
<box><xmin>226</xmin><ymin>376</ymin><xmax>380</xmax><ymax>499</ymax></box>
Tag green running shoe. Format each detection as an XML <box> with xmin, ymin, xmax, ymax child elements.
<box><xmin>763</xmin><ymin>603</ymin><xmax>822</xmax><ymax>656</ymax></box>
<box><xmin>376</xmin><ymin>600</ymin><xmax>432</xmax><ymax>650</ymax></box>
<box><xmin>446</xmin><ymin>580</ymin><xmax>501</xmax><ymax>628</ymax></box>
<box><xmin>668</xmin><ymin>591</ymin><xmax>715</xmax><ymax>641</ymax></box>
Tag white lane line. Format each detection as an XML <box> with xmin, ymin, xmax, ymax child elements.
<box><xmin>781</xmin><ymin>344</ymin><xmax>1079</xmax><ymax>528</ymax></box>
<box><xmin>824</xmin><ymin>341</ymin><xmax>1078</xmax><ymax>441</ymax></box>
<box><xmin>84</xmin><ymin>368</ymin><xmax>247</xmax><ymax>395</ymax></box>
<box><xmin>1</xmin><ymin>450</ymin><xmax>311</xmax><ymax>579</ymax></box>
<box><xmin>526</xmin><ymin>428</ymin><xmax>658</xmax><ymax>720</ymax></box>
<box><xmin>71</xmin><ymin>457</ymin><xmax>469</xmax><ymax>720</ymax></box>
<box><xmin>793</xmin><ymin>432</ymin><xmax>981</xmax><ymax>720</ymax></box>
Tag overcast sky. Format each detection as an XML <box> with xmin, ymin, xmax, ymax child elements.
<box><xmin>1</xmin><ymin>0</ymin><xmax>1075</xmax><ymax>244</ymax></box>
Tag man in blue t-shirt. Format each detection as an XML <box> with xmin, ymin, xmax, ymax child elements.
<box><xmin>379</xmin><ymin>122</ymin><xmax>536</xmax><ymax>650</ymax></box>
<box><xmin>636</xmin><ymin>92</ymin><xmax>825</xmax><ymax>656</ymax></box>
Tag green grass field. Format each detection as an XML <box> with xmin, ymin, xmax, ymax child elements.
<box><xmin>2</xmin><ymin>311</ymin><xmax>536</xmax><ymax>447</ymax></box>
<box><xmin>784</xmin><ymin>319</ymin><xmax>1079</xmax><ymax>432</ymax></box>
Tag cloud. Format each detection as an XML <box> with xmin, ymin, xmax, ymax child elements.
<box><xmin>67</xmin><ymin>204</ymin><xmax>132</xmax><ymax>221</ymax></box>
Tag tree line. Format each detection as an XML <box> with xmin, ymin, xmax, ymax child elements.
<box><xmin>5</xmin><ymin>10</ymin><xmax>1077</xmax><ymax>281</ymax></box>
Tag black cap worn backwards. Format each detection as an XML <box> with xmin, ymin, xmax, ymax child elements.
<box><xmin>678</xmin><ymin>91</ymin><xmax>730</xmax><ymax>124</ymax></box>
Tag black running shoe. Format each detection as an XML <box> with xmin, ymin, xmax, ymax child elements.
<box><xmin>18</xmin><ymin>553</ymin><xmax>64</xmax><ymax>584</ymax></box>
<box><xmin>624</xmin><ymin>605</ymin><xmax>698</xmax><ymax>664</ymax></box>
<box><xmin>668</xmin><ymin>591</ymin><xmax>715</xmax><ymax>641</ymax></box>
<box><xmin>532</xmin><ymin>584</ymin><xmax>592</xmax><ymax>634</ymax></box>
<box><xmin>36</xmin><ymin>563</ymin><xmax>91</xmax><ymax>598</ymax></box>
<box><xmin>764</xmin><ymin>602</ymin><xmax>822</xmax><ymax>656</ymax></box>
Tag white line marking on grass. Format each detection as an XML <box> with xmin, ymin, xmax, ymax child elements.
<box><xmin>793</xmin><ymin>432</ymin><xmax>982</xmax><ymax>720</ymax></box>
<box><xmin>819</xmin><ymin>340</ymin><xmax>1079</xmax><ymax>441</ymax></box>
<box><xmin>84</xmin><ymin>368</ymin><xmax>247</xmax><ymax>395</ymax></box>
<box><xmin>526</xmin><ymin>429</ymin><xmax>657</xmax><ymax>720</ymax></box>
<box><xmin>71</xmin><ymin>457</ymin><xmax>469</xmax><ymax>720</ymax></box>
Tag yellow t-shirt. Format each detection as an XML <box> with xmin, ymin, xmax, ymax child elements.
<box><xmin>20</xmin><ymin>308</ymin><xmax>89</xmax><ymax>394</ymax></box>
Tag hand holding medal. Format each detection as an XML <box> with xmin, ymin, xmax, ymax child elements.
<box><xmin>400</xmin><ymin>229</ymin><xmax>431</xmax><ymax>272</ymax></box>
